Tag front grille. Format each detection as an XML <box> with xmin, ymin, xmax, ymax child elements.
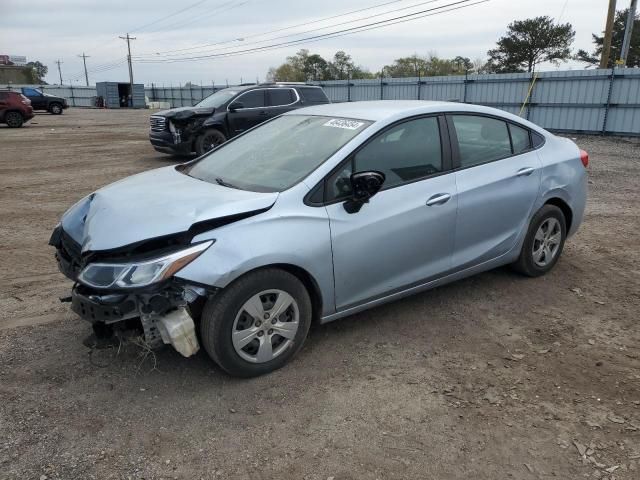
<box><xmin>150</xmin><ymin>116</ymin><xmax>166</xmax><ymax>132</ymax></box>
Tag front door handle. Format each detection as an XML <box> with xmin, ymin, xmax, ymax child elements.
<box><xmin>516</xmin><ymin>167</ymin><xmax>535</xmax><ymax>177</ymax></box>
<box><xmin>426</xmin><ymin>193</ymin><xmax>451</xmax><ymax>206</ymax></box>
<box><xmin>258</xmin><ymin>110</ymin><xmax>268</xmax><ymax>116</ymax></box>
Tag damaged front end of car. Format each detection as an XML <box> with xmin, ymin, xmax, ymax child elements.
<box><xmin>49</xmin><ymin>225</ymin><xmax>213</xmax><ymax>357</ymax></box>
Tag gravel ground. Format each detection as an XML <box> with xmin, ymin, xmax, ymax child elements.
<box><xmin>0</xmin><ymin>109</ymin><xmax>638</xmax><ymax>480</ymax></box>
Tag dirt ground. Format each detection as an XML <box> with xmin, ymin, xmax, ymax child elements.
<box><xmin>0</xmin><ymin>108</ymin><xmax>638</xmax><ymax>480</ymax></box>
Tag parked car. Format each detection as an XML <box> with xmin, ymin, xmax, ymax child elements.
<box><xmin>50</xmin><ymin>101</ymin><xmax>588</xmax><ymax>377</ymax></box>
<box><xmin>148</xmin><ymin>83</ymin><xmax>330</xmax><ymax>156</ymax></box>
<box><xmin>0</xmin><ymin>90</ymin><xmax>34</xmax><ymax>127</ymax></box>
<box><xmin>20</xmin><ymin>87</ymin><xmax>68</xmax><ymax>114</ymax></box>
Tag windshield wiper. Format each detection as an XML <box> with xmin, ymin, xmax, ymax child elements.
<box><xmin>215</xmin><ymin>177</ymin><xmax>240</xmax><ymax>189</ymax></box>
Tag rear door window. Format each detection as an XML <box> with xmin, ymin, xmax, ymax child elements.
<box><xmin>268</xmin><ymin>89</ymin><xmax>295</xmax><ymax>107</ymax></box>
<box><xmin>451</xmin><ymin>115</ymin><xmax>511</xmax><ymax>168</ymax></box>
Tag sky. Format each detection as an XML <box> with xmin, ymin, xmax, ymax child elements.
<box><xmin>1</xmin><ymin>0</ymin><xmax>614</xmax><ymax>86</ymax></box>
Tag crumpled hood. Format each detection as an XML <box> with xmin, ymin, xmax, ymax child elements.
<box><xmin>154</xmin><ymin>106</ymin><xmax>214</xmax><ymax>119</ymax></box>
<box><xmin>61</xmin><ymin>166</ymin><xmax>278</xmax><ymax>252</ymax></box>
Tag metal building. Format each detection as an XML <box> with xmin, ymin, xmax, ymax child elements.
<box><xmin>96</xmin><ymin>82</ymin><xmax>146</xmax><ymax>108</ymax></box>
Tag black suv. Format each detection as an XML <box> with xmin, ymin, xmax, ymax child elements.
<box><xmin>20</xmin><ymin>87</ymin><xmax>69</xmax><ymax>114</ymax></box>
<box><xmin>149</xmin><ymin>83</ymin><xmax>330</xmax><ymax>156</ymax></box>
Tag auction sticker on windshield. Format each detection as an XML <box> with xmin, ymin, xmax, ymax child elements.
<box><xmin>323</xmin><ymin>118</ymin><xmax>365</xmax><ymax>130</ymax></box>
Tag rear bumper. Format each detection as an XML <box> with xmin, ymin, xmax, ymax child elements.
<box><xmin>149</xmin><ymin>130</ymin><xmax>193</xmax><ymax>155</ymax></box>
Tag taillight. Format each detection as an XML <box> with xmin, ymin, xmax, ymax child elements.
<box><xmin>579</xmin><ymin>149</ymin><xmax>589</xmax><ymax>168</ymax></box>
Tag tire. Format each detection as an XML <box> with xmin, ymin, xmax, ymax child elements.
<box><xmin>512</xmin><ymin>204</ymin><xmax>567</xmax><ymax>277</ymax></box>
<box><xmin>5</xmin><ymin>111</ymin><xmax>24</xmax><ymax>128</ymax></box>
<box><xmin>49</xmin><ymin>103</ymin><xmax>63</xmax><ymax>115</ymax></box>
<box><xmin>194</xmin><ymin>129</ymin><xmax>226</xmax><ymax>156</ymax></box>
<box><xmin>200</xmin><ymin>269</ymin><xmax>312</xmax><ymax>377</ymax></box>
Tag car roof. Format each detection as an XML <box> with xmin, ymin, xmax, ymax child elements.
<box><xmin>219</xmin><ymin>83</ymin><xmax>320</xmax><ymax>94</ymax></box>
<box><xmin>283</xmin><ymin>100</ymin><xmax>450</xmax><ymax>121</ymax></box>
<box><xmin>285</xmin><ymin>100</ymin><xmax>546</xmax><ymax>131</ymax></box>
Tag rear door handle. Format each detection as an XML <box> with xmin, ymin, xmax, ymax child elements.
<box><xmin>516</xmin><ymin>167</ymin><xmax>535</xmax><ymax>177</ymax></box>
<box><xmin>258</xmin><ymin>110</ymin><xmax>268</xmax><ymax>116</ymax></box>
<box><xmin>426</xmin><ymin>193</ymin><xmax>451</xmax><ymax>206</ymax></box>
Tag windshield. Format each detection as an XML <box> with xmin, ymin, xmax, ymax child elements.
<box><xmin>185</xmin><ymin>115</ymin><xmax>372</xmax><ymax>192</ymax></box>
<box><xmin>195</xmin><ymin>89</ymin><xmax>238</xmax><ymax>108</ymax></box>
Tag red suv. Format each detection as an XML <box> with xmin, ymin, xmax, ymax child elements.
<box><xmin>0</xmin><ymin>90</ymin><xmax>34</xmax><ymax>128</ymax></box>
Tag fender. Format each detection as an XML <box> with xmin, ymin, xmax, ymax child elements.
<box><xmin>200</xmin><ymin>111</ymin><xmax>231</xmax><ymax>137</ymax></box>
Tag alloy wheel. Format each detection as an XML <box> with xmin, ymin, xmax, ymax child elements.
<box><xmin>532</xmin><ymin>217</ymin><xmax>562</xmax><ymax>267</ymax></box>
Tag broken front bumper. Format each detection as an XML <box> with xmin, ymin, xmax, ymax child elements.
<box><xmin>69</xmin><ymin>283</ymin><xmax>204</xmax><ymax>357</ymax></box>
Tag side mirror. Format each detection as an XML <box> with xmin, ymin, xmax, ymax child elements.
<box><xmin>228</xmin><ymin>102</ymin><xmax>244</xmax><ymax>112</ymax></box>
<box><xmin>344</xmin><ymin>171</ymin><xmax>385</xmax><ymax>213</ymax></box>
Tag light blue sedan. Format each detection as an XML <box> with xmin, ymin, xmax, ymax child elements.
<box><xmin>50</xmin><ymin>101</ymin><xmax>588</xmax><ymax>377</ymax></box>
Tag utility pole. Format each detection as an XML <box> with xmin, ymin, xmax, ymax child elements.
<box><xmin>78</xmin><ymin>53</ymin><xmax>90</xmax><ymax>86</ymax></box>
<box><xmin>119</xmin><ymin>33</ymin><xmax>136</xmax><ymax>105</ymax></box>
<box><xmin>601</xmin><ymin>0</ymin><xmax>617</xmax><ymax>68</ymax></box>
<box><xmin>620</xmin><ymin>0</ymin><xmax>638</xmax><ymax>66</ymax></box>
<box><xmin>55</xmin><ymin>59</ymin><xmax>63</xmax><ymax>85</ymax></box>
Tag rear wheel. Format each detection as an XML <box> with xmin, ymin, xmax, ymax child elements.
<box><xmin>200</xmin><ymin>269</ymin><xmax>312</xmax><ymax>377</ymax></box>
<box><xmin>512</xmin><ymin>204</ymin><xmax>567</xmax><ymax>277</ymax></box>
<box><xmin>5</xmin><ymin>111</ymin><xmax>24</xmax><ymax>128</ymax></box>
<box><xmin>195</xmin><ymin>129</ymin><xmax>226</xmax><ymax>156</ymax></box>
<box><xmin>49</xmin><ymin>103</ymin><xmax>63</xmax><ymax>114</ymax></box>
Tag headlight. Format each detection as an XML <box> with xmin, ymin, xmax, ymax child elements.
<box><xmin>77</xmin><ymin>241</ymin><xmax>213</xmax><ymax>289</ymax></box>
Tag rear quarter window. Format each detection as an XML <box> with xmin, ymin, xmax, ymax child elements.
<box><xmin>299</xmin><ymin>87</ymin><xmax>329</xmax><ymax>104</ymax></box>
<box><xmin>532</xmin><ymin>131</ymin><xmax>545</xmax><ymax>148</ymax></box>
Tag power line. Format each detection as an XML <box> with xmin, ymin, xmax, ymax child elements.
<box><xmin>131</xmin><ymin>0</ymin><xmax>210</xmax><ymax>33</ymax></box>
<box><xmin>64</xmin><ymin>0</ymin><xmax>252</xmax><ymax>82</ymax></box>
<box><xmin>140</xmin><ymin>0</ymin><xmax>249</xmax><ymax>35</ymax></box>
<box><xmin>134</xmin><ymin>0</ymin><xmax>487</xmax><ymax>63</ymax></box>
<box><xmin>136</xmin><ymin>0</ymin><xmax>404</xmax><ymax>56</ymax></box>
<box><xmin>140</xmin><ymin>0</ymin><xmax>443</xmax><ymax>59</ymax></box>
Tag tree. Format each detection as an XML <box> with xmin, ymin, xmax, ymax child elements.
<box><xmin>304</xmin><ymin>53</ymin><xmax>329</xmax><ymax>81</ymax></box>
<box><xmin>266</xmin><ymin>49</ymin><xmax>374</xmax><ymax>81</ymax></box>
<box><xmin>26</xmin><ymin>61</ymin><xmax>48</xmax><ymax>83</ymax></box>
<box><xmin>575</xmin><ymin>8</ymin><xmax>640</xmax><ymax>68</ymax></box>
<box><xmin>383</xmin><ymin>54</ymin><xmax>429</xmax><ymax>77</ymax></box>
<box><xmin>381</xmin><ymin>54</ymin><xmax>477</xmax><ymax>78</ymax></box>
<box><xmin>328</xmin><ymin>51</ymin><xmax>354</xmax><ymax>80</ymax></box>
<box><xmin>487</xmin><ymin>16</ymin><xmax>575</xmax><ymax>73</ymax></box>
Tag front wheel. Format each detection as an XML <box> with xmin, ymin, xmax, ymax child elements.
<box><xmin>5</xmin><ymin>111</ymin><xmax>24</xmax><ymax>128</ymax></box>
<box><xmin>512</xmin><ymin>204</ymin><xmax>567</xmax><ymax>277</ymax></box>
<box><xmin>194</xmin><ymin>129</ymin><xmax>226</xmax><ymax>156</ymax></box>
<box><xmin>49</xmin><ymin>103</ymin><xmax>63</xmax><ymax>114</ymax></box>
<box><xmin>200</xmin><ymin>269</ymin><xmax>312</xmax><ymax>377</ymax></box>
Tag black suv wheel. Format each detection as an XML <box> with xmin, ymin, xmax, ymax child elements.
<box><xmin>195</xmin><ymin>129</ymin><xmax>226</xmax><ymax>156</ymax></box>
